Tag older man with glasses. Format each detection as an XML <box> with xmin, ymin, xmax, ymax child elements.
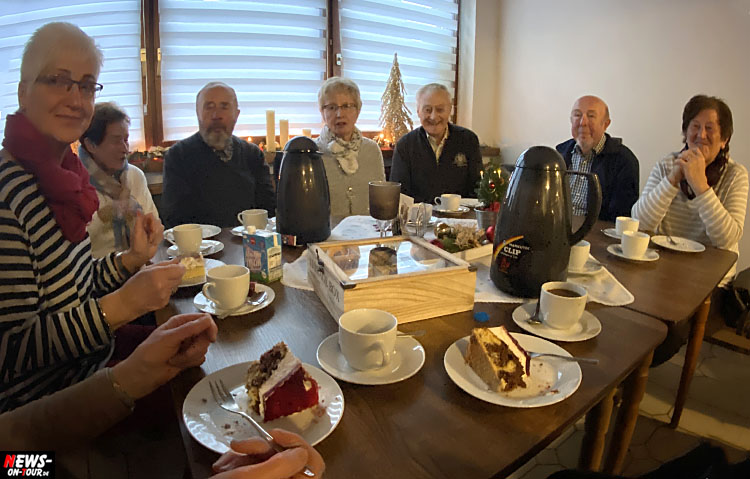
<box><xmin>389</xmin><ymin>83</ymin><xmax>482</xmax><ymax>205</ymax></box>
<box><xmin>162</xmin><ymin>82</ymin><xmax>275</xmax><ymax>228</ymax></box>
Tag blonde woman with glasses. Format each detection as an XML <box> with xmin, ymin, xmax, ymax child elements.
<box><xmin>316</xmin><ymin>77</ymin><xmax>385</xmax><ymax>217</ymax></box>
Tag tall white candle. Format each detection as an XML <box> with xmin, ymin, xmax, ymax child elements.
<box><xmin>302</xmin><ymin>128</ymin><xmax>312</xmax><ymax>138</ymax></box>
<box><xmin>265</xmin><ymin>110</ymin><xmax>275</xmax><ymax>152</ymax></box>
<box><xmin>279</xmin><ymin>119</ymin><xmax>289</xmax><ymax>149</ymax></box>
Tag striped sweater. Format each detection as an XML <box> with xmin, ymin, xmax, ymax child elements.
<box><xmin>632</xmin><ymin>155</ymin><xmax>748</xmax><ymax>286</ymax></box>
<box><xmin>0</xmin><ymin>150</ymin><xmax>126</xmax><ymax>412</ymax></box>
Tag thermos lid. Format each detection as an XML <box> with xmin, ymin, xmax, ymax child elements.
<box><xmin>515</xmin><ymin>145</ymin><xmax>566</xmax><ymax>171</ymax></box>
<box><xmin>284</xmin><ymin>136</ymin><xmax>319</xmax><ymax>154</ymax></box>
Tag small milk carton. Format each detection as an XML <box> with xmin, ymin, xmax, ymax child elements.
<box><xmin>242</xmin><ymin>229</ymin><xmax>282</xmax><ymax>283</ymax></box>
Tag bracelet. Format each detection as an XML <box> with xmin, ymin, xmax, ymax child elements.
<box><xmin>105</xmin><ymin>367</ymin><xmax>136</xmax><ymax>411</ymax></box>
<box><xmin>115</xmin><ymin>252</ymin><xmax>134</xmax><ymax>279</ymax></box>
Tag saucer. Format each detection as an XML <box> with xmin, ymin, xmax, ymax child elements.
<box><xmin>164</xmin><ymin>224</ymin><xmax>221</xmax><ymax>243</ymax></box>
<box><xmin>316</xmin><ymin>333</ymin><xmax>425</xmax><ymax>385</ymax></box>
<box><xmin>433</xmin><ymin>205</ymin><xmax>470</xmax><ymax>215</ymax></box>
<box><xmin>607</xmin><ymin>244</ymin><xmax>659</xmax><ymax>262</ymax></box>
<box><xmin>568</xmin><ymin>259</ymin><xmax>603</xmax><ymax>276</ymax></box>
<box><xmin>602</xmin><ymin>228</ymin><xmax>621</xmax><ymax>239</ymax></box>
<box><xmin>179</xmin><ymin>258</ymin><xmax>225</xmax><ymax>288</ymax></box>
<box><xmin>168</xmin><ymin>240</ymin><xmax>224</xmax><ymax>258</ymax></box>
<box><xmin>193</xmin><ymin>284</ymin><xmax>275</xmax><ymax>316</ymax></box>
<box><xmin>512</xmin><ymin>302</ymin><xmax>602</xmax><ymax>342</ymax></box>
<box><xmin>651</xmin><ymin>235</ymin><xmax>705</xmax><ymax>253</ymax></box>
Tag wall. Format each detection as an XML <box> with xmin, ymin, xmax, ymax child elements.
<box><xmin>473</xmin><ymin>0</ymin><xmax>750</xmax><ymax>271</ymax></box>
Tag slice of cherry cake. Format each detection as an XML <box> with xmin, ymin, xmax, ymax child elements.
<box><xmin>246</xmin><ymin>342</ymin><xmax>319</xmax><ymax>422</ymax></box>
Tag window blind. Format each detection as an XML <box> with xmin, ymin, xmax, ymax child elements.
<box><xmin>159</xmin><ymin>0</ymin><xmax>327</xmax><ymax>141</ymax></box>
<box><xmin>0</xmin><ymin>1</ymin><xmax>145</xmax><ymax>148</ymax></box>
<box><xmin>339</xmin><ymin>0</ymin><xmax>459</xmax><ymax>132</ymax></box>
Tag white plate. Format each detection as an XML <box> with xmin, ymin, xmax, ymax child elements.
<box><xmin>405</xmin><ymin>216</ymin><xmax>438</xmax><ymax>227</ymax></box>
<box><xmin>179</xmin><ymin>258</ymin><xmax>225</xmax><ymax>288</ymax></box>
<box><xmin>164</xmin><ymin>224</ymin><xmax>221</xmax><ymax>243</ymax></box>
<box><xmin>606</xmin><ymin>244</ymin><xmax>659</xmax><ymax>262</ymax></box>
<box><xmin>512</xmin><ymin>302</ymin><xmax>602</xmax><ymax>342</ymax></box>
<box><xmin>651</xmin><ymin>235</ymin><xmax>706</xmax><ymax>253</ymax></box>
<box><xmin>433</xmin><ymin>205</ymin><xmax>470</xmax><ymax>215</ymax></box>
<box><xmin>231</xmin><ymin>219</ymin><xmax>277</xmax><ymax>236</ymax></box>
<box><xmin>460</xmin><ymin>198</ymin><xmax>481</xmax><ymax>208</ymax></box>
<box><xmin>168</xmin><ymin>240</ymin><xmax>224</xmax><ymax>258</ymax></box>
<box><xmin>602</xmin><ymin>228</ymin><xmax>621</xmax><ymax>239</ymax></box>
<box><xmin>316</xmin><ymin>333</ymin><xmax>425</xmax><ymax>385</ymax></box>
<box><xmin>444</xmin><ymin>332</ymin><xmax>582</xmax><ymax>408</ymax></box>
<box><xmin>568</xmin><ymin>259</ymin><xmax>604</xmax><ymax>276</ymax></box>
<box><xmin>193</xmin><ymin>284</ymin><xmax>275</xmax><ymax>316</ymax></box>
<box><xmin>182</xmin><ymin>362</ymin><xmax>344</xmax><ymax>454</ymax></box>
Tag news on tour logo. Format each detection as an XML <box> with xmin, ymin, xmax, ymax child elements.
<box><xmin>1</xmin><ymin>452</ymin><xmax>54</xmax><ymax>478</ymax></box>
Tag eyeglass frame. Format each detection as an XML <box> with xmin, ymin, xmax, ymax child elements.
<box><xmin>34</xmin><ymin>74</ymin><xmax>103</xmax><ymax>98</ymax></box>
<box><xmin>322</xmin><ymin>103</ymin><xmax>359</xmax><ymax>114</ymax></box>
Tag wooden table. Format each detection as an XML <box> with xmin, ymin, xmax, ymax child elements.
<box><xmin>157</xmin><ymin>230</ymin><xmax>667</xmax><ymax>479</ymax></box>
<box><xmin>585</xmin><ymin>220</ymin><xmax>737</xmax><ymax>450</ymax></box>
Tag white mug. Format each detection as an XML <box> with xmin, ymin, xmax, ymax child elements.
<box><xmin>408</xmin><ymin>203</ymin><xmax>433</xmax><ymax>223</ymax></box>
<box><xmin>434</xmin><ymin>194</ymin><xmax>461</xmax><ymax>211</ymax></box>
<box><xmin>338</xmin><ymin>309</ymin><xmax>397</xmax><ymax>371</ymax></box>
<box><xmin>173</xmin><ymin>224</ymin><xmax>202</xmax><ymax>255</ymax></box>
<box><xmin>237</xmin><ymin>209</ymin><xmax>268</xmax><ymax>230</ymax></box>
<box><xmin>540</xmin><ymin>281</ymin><xmax>587</xmax><ymax>330</ymax></box>
<box><xmin>202</xmin><ymin>265</ymin><xmax>250</xmax><ymax>310</ymax></box>
<box><xmin>621</xmin><ymin>231</ymin><xmax>650</xmax><ymax>259</ymax></box>
<box><xmin>615</xmin><ymin>216</ymin><xmax>639</xmax><ymax>237</ymax></box>
<box><xmin>568</xmin><ymin>240</ymin><xmax>590</xmax><ymax>272</ymax></box>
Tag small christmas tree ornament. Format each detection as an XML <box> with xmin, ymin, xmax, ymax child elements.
<box><xmin>380</xmin><ymin>53</ymin><xmax>413</xmax><ymax>144</ymax></box>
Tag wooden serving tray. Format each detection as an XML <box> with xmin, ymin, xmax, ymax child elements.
<box><xmin>308</xmin><ymin>236</ymin><xmax>476</xmax><ymax>324</ymax></box>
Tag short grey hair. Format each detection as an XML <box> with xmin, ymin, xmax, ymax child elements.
<box><xmin>317</xmin><ymin>77</ymin><xmax>362</xmax><ymax>111</ymax></box>
<box><xmin>20</xmin><ymin>22</ymin><xmax>103</xmax><ymax>83</ymax></box>
<box><xmin>416</xmin><ymin>83</ymin><xmax>452</xmax><ymax>105</ymax></box>
<box><xmin>196</xmin><ymin>81</ymin><xmax>238</xmax><ymax>108</ymax></box>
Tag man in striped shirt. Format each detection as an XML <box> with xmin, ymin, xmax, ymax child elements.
<box><xmin>556</xmin><ymin>95</ymin><xmax>640</xmax><ymax>221</ymax></box>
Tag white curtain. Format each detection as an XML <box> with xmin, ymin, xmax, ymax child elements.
<box><xmin>0</xmin><ymin>1</ymin><xmax>145</xmax><ymax>149</ymax></box>
<box><xmin>339</xmin><ymin>0</ymin><xmax>459</xmax><ymax>132</ymax></box>
<box><xmin>159</xmin><ymin>0</ymin><xmax>327</xmax><ymax>141</ymax></box>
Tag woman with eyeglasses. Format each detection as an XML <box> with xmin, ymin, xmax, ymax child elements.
<box><xmin>315</xmin><ymin>77</ymin><xmax>385</xmax><ymax>218</ymax></box>
<box><xmin>0</xmin><ymin>22</ymin><xmax>184</xmax><ymax>411</ymax></box>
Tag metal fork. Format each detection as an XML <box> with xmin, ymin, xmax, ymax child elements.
<box><xmin>209</xmin><ymin>380</ymin><xmax>316</xmax><ymax>477</ymax></box>
<box><xmin>527</xmin><ymin>352</ymin><xmax>599</xmax><ymax>365</ymax></box>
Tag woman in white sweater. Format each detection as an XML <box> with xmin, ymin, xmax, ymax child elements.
<box><xmin>632</xmin><ymin>95</ymin><xmax>748</xmax><ymax>365</ymax></box>
<box><xmin>632</xmin><ymin>94</ymin><xmax>748</xmax><ymax>287</ymax></box>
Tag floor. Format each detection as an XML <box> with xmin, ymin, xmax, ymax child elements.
<box><xmin>507</xmin><ymin>342</ymin><xmax>750</xmax><ymax>479</ymax></box>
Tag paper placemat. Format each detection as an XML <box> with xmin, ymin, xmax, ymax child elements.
<box><xmin>281</xmin><ymin>217</ymin><xmax>634</xmax><ymax>307</ymax></box>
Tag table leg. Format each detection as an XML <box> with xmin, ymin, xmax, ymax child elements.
<box><xmin>603</xmin><ymin>351</ymin><xmax>653</xmax><ymax>475</ymax></box>
<box><xmin>579</xmin><ymin>388</ymin><xmax>615</xmax><ymax>470</ymax></box>
<box><xmin>670</xmin><ymin>296</ymin><xmax>710</xmax><ymax>428</ymax></box>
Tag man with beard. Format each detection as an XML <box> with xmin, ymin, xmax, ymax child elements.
<box><xmin>556</xmin><ymin>95</ymin><xmax>639</xmax><ymax>221</ymax></box>
<box><xmin>162</xmin><ymin>82</ymin><xmax>275</xmax><ymax>228</ymax></box>
<box><xmin>389</xmin><ymin>83</ymin><xmax>481</xmax><ymax>204</ymax></box>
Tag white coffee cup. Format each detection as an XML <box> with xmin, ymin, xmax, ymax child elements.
<box><xmin>434</xmin><ymin>194</ymin><xmax>461</xmax><ymax>211</ymax></box>
<box><xmin>338</xmin><ymin>309</ymin><xmax>397</xmax><ymax>371</ymax></box>
<box><xmin>202</xmin><ymin>265</ymin><xmax>250</xmax><ymax>311</ymax></box>
<box><xmin>568</xmin><ymin>240</ymin><xmax>590</xmax><ymax>272</ymax></box>
<box><xmin>408</xmin><ymin>203</ymin><xmax>433</xmax><ymax>222</ymax></box>
<box><xmin>615</xmin><ymin>216</ymin><xmax>639</xmax><ymax>237</ymax></box>
<box><xmin>237</xmin><ymin>209</ymin><xmax>268</xmax><ymax>230</ymax></box>
<box><xmin>540</xmin><ymin>281</ymin><xmax>588</xmax><ymax>330</ymax></box>
<box><xmin>621</xmin><ymin>231</ymin><xmax>650</xmax><ymax>259</ymax></box>
<box><xmin>173</xmin><ymin>223</ymin><xmax>202</xmax><ymax>254</ymax></box>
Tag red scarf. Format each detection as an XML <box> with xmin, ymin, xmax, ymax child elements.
<box><xmin>2</xmin><ymin>113</ymin><xmax>99</xmax><ymax>243</ymax></box>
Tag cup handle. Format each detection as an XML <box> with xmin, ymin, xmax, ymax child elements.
<box><xmin>374</xmin><ymin>340</ymin><xmax>392</xmax><ymax>367</ymax></box>
<box><xmin>237</xmin><ymin>213</ymin><xmax>243</xmax><ymax>224</ymax></box>
<box><xmin>202</xmin><ymin>282</ymin><xmax>218</xmax><ymax>307</ymax></box>
<box><xmin>434</xmin><ymin>197</ymin><xmax>441</xmax><ymax>205</ymax></box>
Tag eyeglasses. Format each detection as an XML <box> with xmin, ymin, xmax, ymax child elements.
<box><xmin>35</xmin><ymin>74</ymin><xmax>103</xmax><ymax>98</ymax></box>
<box><xmin>322</xmin><ymin>103</ymin><xmax>358</xmax><ymax>114</ymax></box>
